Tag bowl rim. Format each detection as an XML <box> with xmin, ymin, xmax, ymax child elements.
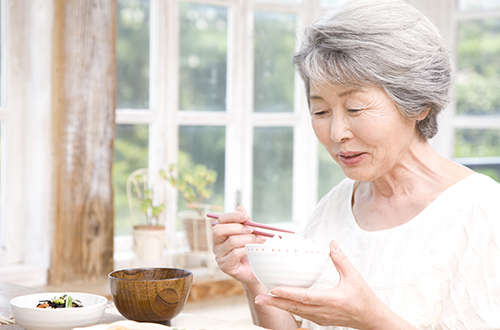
<box><xmin>108</xmin><ymin>267</ymin><xmax>193</xmax><ymax>281</ymax></box>
<box><xmin>10</xmin><ymin>292</ymin><xmax>108</xmax><ymax>310</ymax></box>
<box><xmin>245</xmin><ymin>243</ymin><xmax>330</xmax><ymax>253</ymax></box>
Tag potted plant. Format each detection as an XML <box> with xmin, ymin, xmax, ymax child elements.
<box><xmin>164</xmin><ymin>162</ymin><xmax>220</xmax><ymax>252</ymax></box>
<box><xmin>126</xmin><ymin>168</ymin><xmax>168</xmax><ymax>266</ymax></box>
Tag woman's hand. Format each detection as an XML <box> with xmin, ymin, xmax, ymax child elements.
<box><xmin>212</xmin><ymin>206</ymin><xmax>266</xmax><ymax>286</ymax></box>
<box><xmin>253</xmin><ymin>240</ymin><xmax>416</xmax><ymax>330</ymax></box>
<box><xmin>214</xmin><ymin>207</ymin><xmax>299</xmax><ymax>330</ymax></box>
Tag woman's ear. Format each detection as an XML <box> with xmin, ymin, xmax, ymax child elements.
<box><xmin>417</xmin><ymin>108</ymin><xmax>431</xmax><ymax>121</ymax></box>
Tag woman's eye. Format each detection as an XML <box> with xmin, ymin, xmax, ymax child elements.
<box><xmin>312</xmin><ymin>110</ymin><xmax>327</xmax><ymax>115</ymax></box>
<box><xmin>347</xmin><ymin>108</ymin><xmax>362</xmax><ymax>113</ymax></box>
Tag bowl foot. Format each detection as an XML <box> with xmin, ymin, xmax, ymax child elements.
<box><xmin>158</xmin><ymin>320</ymin><xmax>171</xmax><ymax>326</ymax></box>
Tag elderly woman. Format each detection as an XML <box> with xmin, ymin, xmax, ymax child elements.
<box><xmin>213</xmin><ymin>0</ymin><xmax>500</xmax><ymax>329</ymax></box>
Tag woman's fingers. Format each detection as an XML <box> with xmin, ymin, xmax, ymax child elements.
<box><xmin>212</xmin><ymin>222</ymin><xmax>256</xmax><ymax>245</ymax></box>
<box><xmin>213</xmin><ymin>231</ymin><xmax>265</xmax><ymax>257</ymax></box>
<box><xmin>329</xmin><ymin>240</ymin><xmax>358</xmax><ymax>280</ymax></box>
<box><xmin>267</xmin><ymin>287</ymin><xmax>331</xmax><ymax>306</ymax></box>
<box><xmin>217</xmin><ymin>205</ymin><xmax>250</xmax><ymax>224</ymax></box>
<box><xmin>254</xmin><ymin>290</ymin><xmax>336</xmax><ymax>325</ymax></box>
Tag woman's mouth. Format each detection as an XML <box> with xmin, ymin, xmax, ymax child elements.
<box><xmin>337</xmin><ymin>152</ymin><xmax>366</xmax><ymax>165</ymax></box>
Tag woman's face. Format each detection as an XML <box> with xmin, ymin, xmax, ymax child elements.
<box><xmin>309</xmin><ymin>81</ymin><xmax>422</xmax><ymax>182</ymax></box>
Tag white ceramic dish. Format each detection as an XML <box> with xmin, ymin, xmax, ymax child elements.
<box><xmin>245</xmin><ymin>243</ymin><xmax>330</xmax><ymax>291</ymax></box>
<box><xmin>10</xmin><ymin>292</ymin><xmax>107</xmax><ymax>330</ymax></box>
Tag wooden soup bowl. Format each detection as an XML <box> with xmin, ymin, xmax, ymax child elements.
<box><xmin>109</xmin><ymin>268</ymin><xmax>193</xmax><ymax>326</ymax></box>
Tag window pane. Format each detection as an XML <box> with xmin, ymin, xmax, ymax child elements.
<box><xmin>117</xmin><ymin>0</ymin><xmax>150</xmax><ymax>109</ymax></box>
<box><xmin>455</xmin><ymin>129</ymin><xmax>500</xmax><ymax>158</ymax></box>
<box><xmin>178</xmin><ymin>126</ymin><xmax>225</xmax><ymax>213</ymax></box>
<box><xmin>456</xmin><ymin>19</ymin><xmax>500</xmax><ymax>115</ymax></box>
<box><xmin>254</xmin><ymin>11</ymin><xmax>296</xmax><ymax>113</ymax></box>
<box><xmin>113</xmin><ymin>124</ymin><xmax>149</xmax><ymax>236</ymax></box>
<box><xmin>458</xmin><ymin>0</ymin><xmax>500</xmax><ymax>12</ymax></box>
<box><xmin>318</xmin><ymin>143</ymin><xmax>345</xmax><ymax>200</ymax></box>
<box><xmin>455</xmin><ymin>129</ymin><xmax>500</xmax><ymax>182</ymax></box>
<box><xmin>252</xmin><ymin>127</ymin><xmax>293</xmax><ymax>224</ymax></box>
<box><xmin>179</xmin><ymin>3</ymin><xmax>228</xmax><ymax>112</ymax></box>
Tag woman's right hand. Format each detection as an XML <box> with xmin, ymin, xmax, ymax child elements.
<box><xmin>212</xmin><ymin>206</ymin><xmax>266</xmax><ymax>286</ymax></box>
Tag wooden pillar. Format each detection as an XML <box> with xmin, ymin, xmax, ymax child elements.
<box><xmin>50</xmin><ymin>0</ymin><xmax>116</xmax><ymax>284</ymax></box>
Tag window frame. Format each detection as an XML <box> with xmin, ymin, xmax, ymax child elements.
<box><xmin>115</xmin><ymin>0</ymin><xmax>321</xmax><ymax>246</ymax></box>
<box><xmin>116</xmin><ymin>0</ymin><xmax>491</xmax><ymax>242</ymax></box>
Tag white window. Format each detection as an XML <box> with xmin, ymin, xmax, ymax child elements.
<box><xmin>113</xmin><ymin>0</ymin><xmax>347</xmax><ymax>245</ymax></box>
<box><xmin>453</xmin><ymin>0</ymin><xmax>500</xmax><ymax>180</ymax></box>
<box><xmin>115</xmin><ymin>0</ymin><xmax>500</xmax><ymax>250</ymax></box>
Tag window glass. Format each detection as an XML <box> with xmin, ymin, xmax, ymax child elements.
<box><xmin>318</xmin><ymin>143</ymin><xmax>345</xmax><ymax>200</ymax></box>
<box><xmin>456</xmin><ymin>18</ymin><xmax>500</xmax><ymax>115</ymax></box>
<box><xmin>455</xmin><ymin>129</ymin><xmax>500</xmax><ymax>181</ymax></box>
<box><xmin>455</xmin><ymin>129</ymin><xmax>500</xmax><ymax>158</ymax></box>
<box><xmin>178</xmin><ymin>126</ymin><xmax>226</xmax><ymax>213</ymax></box>
<box><xmin>117</xmin><ymin>0</ymin><xmax>150</xmax><ymax>109</ymax></box>
<box><xmin>252</xmin><ymin>127</ymin><xmax>293</xmax><ymax>223</ymax></box>
<box><xmin>113</xmin><ymin>124</ymin><xmax>149</xmax><ymax>236</ymax></box>
<box><xmin>179</xmin><ymin>3</ymin><xmax>228</xmax><ymax>112</ymax></box>
<box><xmin>458</xmin><ymin>0</ymin><xmax>500</xmax><ymax>12</ymax></box>
<box><xmin>254</xmin><ymin>11</ymin><xmax>296</xmax><ymax>113</ymax></box>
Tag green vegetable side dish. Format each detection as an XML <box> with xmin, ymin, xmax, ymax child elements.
<box><xmin>36</xmin><ymin>294</ymin><xmax>83</xmax><ymax>309</ymax></box>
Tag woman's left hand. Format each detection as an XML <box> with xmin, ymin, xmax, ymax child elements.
<box><xmin>253</xmin><ymin>240</ymin><xmax>414</xmax><ymax>330</ymax></box>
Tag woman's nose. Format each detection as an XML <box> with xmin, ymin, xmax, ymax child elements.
<box><xmin>330</xmin><ymin>115</ymin><xmax>353</xmax><ymax>142</ymax></box>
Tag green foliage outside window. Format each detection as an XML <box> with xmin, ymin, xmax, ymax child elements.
<box><xmin>455</xmin><ymin>18</ymin><xmax>500</xmax><ymax>183</ymax></box>
<box><xmin>179</xmin><ymin>2</ymin><xmax>227</xmax><ymax>112</ymax></box>
<box><xmin>456</xmin><ymin>18</ymin><xmax>500</xmax><ymax>116</ymax></box>
<box><xmin>178</xmin><ymin>126</ymin><xmax>225</xmax><ymax>213</ymax></box>
<box><xmin>113</xmin><ymin>125</ymin><xmax>149</xmax><ymax>235</ymax></box>
<box><xmin>117</xmin><ymin>0</ymin><xmax>150</xmax><ymax>109</ymax></box>
<box><xmin>253</xmin><ymin>11</ymin><xmax>296</xmax><ymax>113</ymax></box>
<box><xmin>252</xmin><ymin>127</ymin><xmax>293</xmax><ymax>224</ymax></box>
<box><xmin>455</xmin><ymin>129</ymin><xmax>500</xmax><ymax>158</ymax></box>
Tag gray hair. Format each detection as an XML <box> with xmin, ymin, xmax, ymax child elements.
<box><xmin>292</xmin><ymin>0</ymin><xmax>453</xmax><ymax>139</ymax></box>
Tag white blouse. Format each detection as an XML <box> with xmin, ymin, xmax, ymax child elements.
<box><xmin>301</xmin><ymin>173</ymin><xmax>500</xmax><ymax>330</ymax></box>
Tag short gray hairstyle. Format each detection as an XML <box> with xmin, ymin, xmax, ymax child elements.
<box><xmin>292</xmin><ymin>0</ymin><xmax>453</xmax><ymax>139</ymax></box>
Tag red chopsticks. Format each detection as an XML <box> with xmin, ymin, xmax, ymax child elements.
<box><xmin>207</xmin><ymin>212</ymin><xmax>294</xmax><ymax>238</ymax></box>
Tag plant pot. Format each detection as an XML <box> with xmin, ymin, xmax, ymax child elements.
<box><xmin>178</xmin><ymin>210</ymin><xmax>213</xmax><ymax>252</ymax></box>
<box><xmin>132</xmin><ymin>225</ymin><xmax>166</xmax><ymax>266</ymax></box>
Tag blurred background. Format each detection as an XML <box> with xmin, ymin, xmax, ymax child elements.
<box><xmin>0</xmin><ymin>0</ymin><xmax>499</xmax><ymax>292</ymax></box>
